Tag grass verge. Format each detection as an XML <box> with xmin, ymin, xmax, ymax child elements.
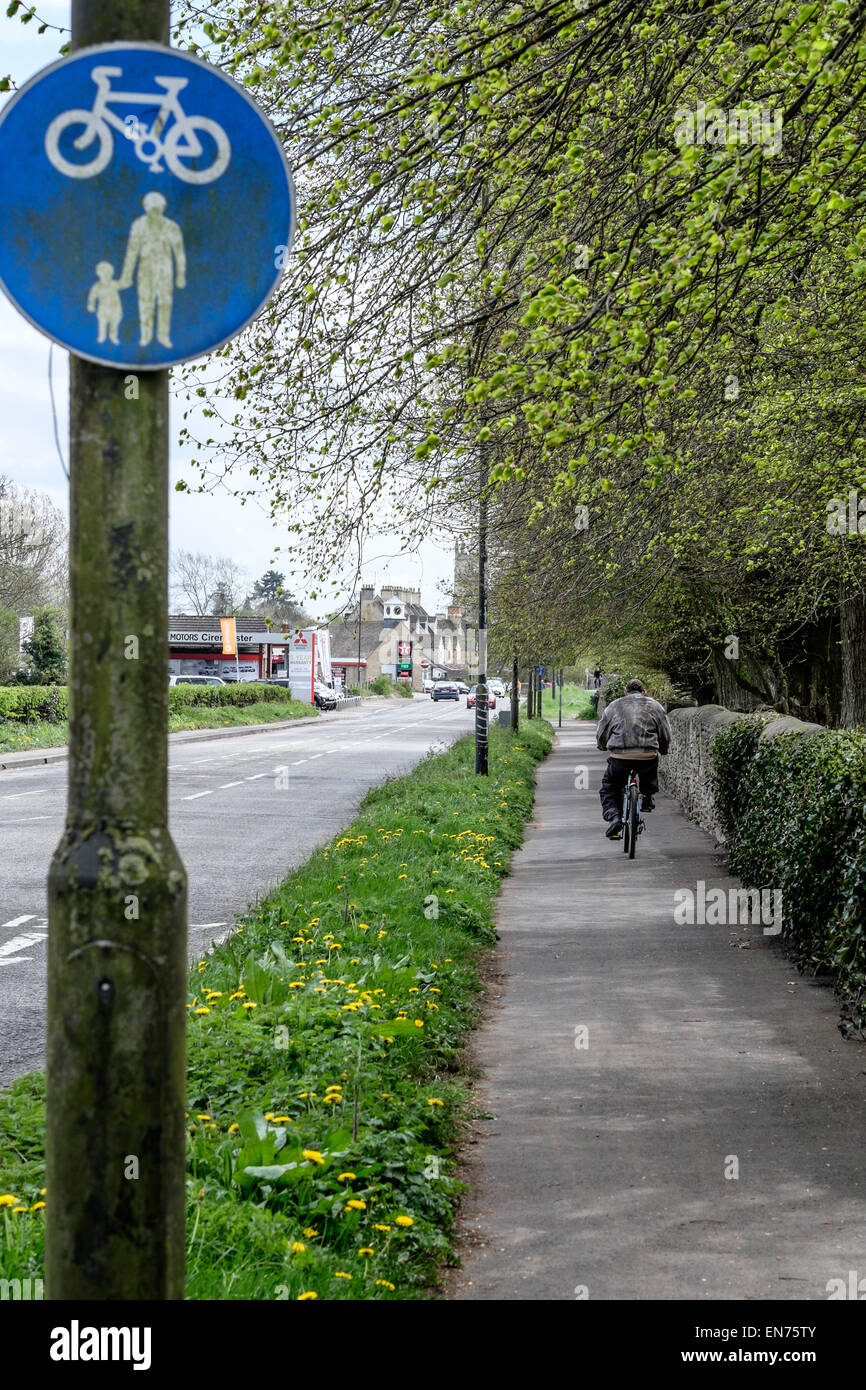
<box><xmin>0</xmin><ymin>699</ymin><xmax>315</xmax><ymax>753</ymax></box>
<box><xmin>0</xmin><ymin>720</ymin><xmax>552</xmax><ymax>1299</ymax></box>
<box><xmin>540</xmin><ymin>683</ymin><xmax>596</xmax><ymax>720</ymax></box>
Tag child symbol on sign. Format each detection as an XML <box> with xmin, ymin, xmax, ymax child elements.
<box><xmin>86</xmin><ymin>261</ymin><xmax>123</xmax><ymax>345</ymax></box>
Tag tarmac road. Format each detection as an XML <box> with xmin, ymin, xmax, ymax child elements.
<box><xmin>0</xmin><ymin>696</ymin><xmax>473</xmax><ymax>1087</ymax></box>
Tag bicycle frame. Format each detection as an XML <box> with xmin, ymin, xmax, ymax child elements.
<box><xmin>621</xmin><ymin>768</ymin><xmax>644</xmax><ymax>859</ymax></box>
<box><xmin>89</xmin><ymin>67</ymin><xmax>189</xmax><ymax>147</ymax></box>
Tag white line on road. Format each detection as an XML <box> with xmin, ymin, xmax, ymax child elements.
<box><xmin>1</xmin><ymin>915</ymin><xmax>36</xmax><ymax>930</ymax></box>
<box><xmin>245</xmin><ymin>773</ymin><xmax>269</xmax><ymax>780</ymax></box>
<box><xmin>182</xmin><ymin>790</ymin><xmax>214</xmax><ymax>801</ymax></box>
<box><xmin>220</xmin><ymin>781</ymin><xmax>243</xmax><ymax>789</ymax></box>
<box><xmin>291</xmin><ymin>759</ymin><xmax>308</xmax><ymax>765</ymax></box>
<box><xmin>0</xmin><ymin>931</ymin><xmax>47</xmax><ymax>958</ymax></box>
<box><xmin>307</xmin><ymin>753</ymin><xmax>324</xmax><ymax>761</ymax></box>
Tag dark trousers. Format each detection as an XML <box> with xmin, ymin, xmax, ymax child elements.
<box><xmin>599</xmin><ymin>757</ymin><xmax>659</xmax><ymax>821</ymax></box>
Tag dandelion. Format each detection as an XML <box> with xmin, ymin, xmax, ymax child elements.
<box><xmin>337</xmin><ymin>1172</ymin><xmax>357</xmax><ymax>1182</ymax></box>
<box><xmin>30</xmin><ymin>1201</ymin><xmax>46</xmax><ymax>1212</ymax></box>
<box><xmin>345</xmin><ymin>1199</ymin><xmax>366</xmax><ymax>1211</ymax></box>
<box><xmin>374</xmin><ymin>1223</ymin><xmax>391</xmax><ymax>1232</ymax></box>
<box><xmin>272</xmin><ymin>1115</ymin><xmax>293</xmax><ymax>1123</ymax></box>
<box><xmin>302</xmin><ymin>1227</ymin><xmax>319</xmax><ymax>1238</ymax></box>
<box><xmin>398</xmin><ymin>873</ymin><xmax>407</xmax><ymax>879</ymax></box>
<box><xmin>303</xmin><ymin>1149</ymin><xmax>325</xmax><ymax>1165</ymax></box>
<box><xmin>193</xmin><ymin>1007</ymin><xmax>210</xmax><ymax>1015</ymax></box>
<box><xmin>375</xmin><ymin>1279</ymin><xmax>396</xmax><ymax>1291</ymax></box>
<box><xmin>414</xmin><ymin>1020</ymin><xmax>424</xmax><ymax>1028</ymax></box>
<box><xmin>427</xmin><ymin>1098</ymin><xmax>444</xmax><ymax>1107</ymax></box>
<box><xmin>297</xmin><ymin>1291</ymin><xmax>318</xmax><ymax>1300</ymax></box>
<box><xmin>395</xmin><ymin>1215</ymin><xmax>414</xmax><ymax>1228</ymax></box>
<box><xmin>228</xmin><ymin>1123</ymin><xmax>240</xmax><ymax>1134</ymax></box>
<box><xmin>358</xmin><ymin>1247</ymin><xmax>374</xmax><ymax>1256</ymax></box>
<box><xmin>242</xmin><ymin>1001</ymin><xmax>258</xmax><ymax>1010</ymax></box>
<box><xmin>334</xmin><ymin>1271</ymin><xmax>352</xmax><ymax>1280</ymax></box>
<box><xmin>290</xmin><ymin>1241</ymin><xmax>307</xmax><ymax>1254</ymax></box>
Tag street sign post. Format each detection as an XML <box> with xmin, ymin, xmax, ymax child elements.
<box><xmin>0</xmin><ymin>0</ymin><xmax>295</xmax><ymax>1302</ymax></box>
<box><xmin>0</xmin><ymin>41</ymin><xmax>294</xmax><ymax>370</ymax></box>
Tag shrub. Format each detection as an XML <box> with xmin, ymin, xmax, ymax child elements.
<box><xmin>0</xmin><ymin>686</ymin><xmax>69</xmax><ymax>723</ymax></box>
<box><xmin>713</xmin><ymin>724</ymin><xmax>866</xmax><ymax>1036</ymax></box>
<box><xmin>368</xmin><ymin>675</ymin><xmax>393</xmax><ymax>696</ymax></box>
<box><xmin>395</xmin><ymin>682</ymin><xmax>414</xmax><ymax>698</ymax></box>
<box><xmin>168</xmin><ymin>684</ymin><xmax>302</xmax><ymax>711</ymax></box>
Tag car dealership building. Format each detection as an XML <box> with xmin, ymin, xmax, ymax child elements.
<box><xmin>167</xmin><ymin>616</ymin><xmax>296</xmax><ymax>681</ymax></box>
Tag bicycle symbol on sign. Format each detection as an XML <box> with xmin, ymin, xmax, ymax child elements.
<box><xmin>44</xmin><ymin>65</ymin><xmax>231</xmax><ymax>184</ymax></box>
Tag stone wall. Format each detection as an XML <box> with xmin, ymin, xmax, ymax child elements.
<box><xmin>660</xmin><ymin>705</ymin><xmax>825</xmax><ymax>844</ymax></box>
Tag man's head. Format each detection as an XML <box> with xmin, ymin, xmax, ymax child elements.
<box><xmin>625</xmin><ymin>678</ymin><xmax>646</xmax><ymax>694</ymax></box>
<box><xmin>143</xmin><ymin>192</ymin><xmax>167</xmax><ymax>216</ymax></box>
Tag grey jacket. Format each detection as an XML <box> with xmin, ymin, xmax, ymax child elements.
<box><xmin>596</xmin><ymin>693</ymin><xmax>671</xmax><ymax>758</ymax></box>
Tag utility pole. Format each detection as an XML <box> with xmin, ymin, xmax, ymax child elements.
<box><xmin>45</xmin><ymin>0</ymin><xmax>187</xmax><ymax>1300</ymax></box>
<box><xmin>511</xmin><ymin>654</ymin><xmax>519</xmax><ymax>731</ymax></box>
<box><xmin>558</xmin><ymin>667</ymin><xmax>563</xmax><ymax>728</ymax></box>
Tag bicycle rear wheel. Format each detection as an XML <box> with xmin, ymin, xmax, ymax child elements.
<box><xmin>627</xmin><ymin>782</ymin><xmax>639</xmax><ymax>859</ymax></box>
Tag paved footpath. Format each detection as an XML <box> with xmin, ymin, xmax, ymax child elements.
<box><xmin>451</xmin><ymin>724</ymin><xmax>866</xmax><ymax>1301</ymax></box>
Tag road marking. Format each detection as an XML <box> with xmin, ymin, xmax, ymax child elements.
<box><xmin>220</xmin><ymin>781</ymin><xmax>243</xmax><ymax>788</ymax></box>
<box><xmin>1</xmin><ymin>915</ymin><xmax>37</xmax><ymax>930</ymax></box>
<box><xmin>0</xmin><ymin>931</ymin><xmax>47</xmax><ymax>958</ymax></box>
<box><xmin>291</xmin><ymin>759</ymin><xmax>308</xmax><ymax>765</ymax></box>
<box><xmin>191</xmin><ymin>922</ymin><xmax>228</xmax><ymax>930</ymax></box>
<box><xmin>0</xmin><ymin>791</ymin><xmax>39</xmax><ymax>800</ymax></box>
<box><xmin>245</xmin><ymin>772</ymin><xmax>268</xmax><ymax>780</ymax></box>
<box><xmin>182</xmin><ymin>790</ymin><xmax>214</xmax><ymax>801</ymax></box>
<box><xmin>0</xmin><ymin>816</ymin><xmax>55</xmax><ymax>823</ymax></box>
<box><xmin>307</xmin><ymin>753</ymin><xmax>324</xmax><ymax>760</ymax></box>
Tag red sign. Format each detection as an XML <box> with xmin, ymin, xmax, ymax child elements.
<box><xmin>398</xmin><ymin>640</ymin><xmax>412</xmax><ymax>658</ymax></box>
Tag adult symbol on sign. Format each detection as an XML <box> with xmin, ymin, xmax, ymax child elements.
<box><xmin>117</xmin><ymin>192</ymin><xmax>186</xmax><ymax>348</ymax></box>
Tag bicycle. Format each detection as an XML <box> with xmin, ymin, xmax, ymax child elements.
<box><xmin>44</xmin><ymin>65</ymin><xmax>231</xmax><ymax>184</ymax></box>
<box><xmin>621</xmin><ymin>767</ymin><xmax>645</xmax><ymax>860</ymax></box>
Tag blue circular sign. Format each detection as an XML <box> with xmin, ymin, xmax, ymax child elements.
<box><xmin>0</xmin><ymin>43</ymin><xmax>295</xmax><ymax>369</ymax></box>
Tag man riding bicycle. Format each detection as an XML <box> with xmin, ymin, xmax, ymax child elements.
<box><xmin>596</xmin><ymin>678</ymin><xmax>671</xmax><ymax>839</ymax></box>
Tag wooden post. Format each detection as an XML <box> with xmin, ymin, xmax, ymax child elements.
<box><xmin>45</xmin><ymin>0</ymin><xmax>187</xmax><ymax>1300</ymax></box>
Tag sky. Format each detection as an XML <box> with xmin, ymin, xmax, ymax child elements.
<box><xmin>0</xmin><ymin>5</ymin><xmax>457</xmax><ymax>619</ymax></box>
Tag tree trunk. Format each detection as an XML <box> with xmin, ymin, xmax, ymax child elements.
<box><xmin>840</xmin><ymin>582</ymin><xmax>866</xmax><ymax>727</ymax></box>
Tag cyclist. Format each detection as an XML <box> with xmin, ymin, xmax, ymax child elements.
<box><xmin>596</xmin><ymin>678</ymin><xmax>671</xmax><ymax>839</ymax></box>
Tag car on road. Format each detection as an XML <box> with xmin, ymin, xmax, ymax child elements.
<box><xmin>467</xmin><ymin>686</ymin><xmax>496</xmax><ymax>709</ymax></box>
<box><xmin>432</xmin><ymin>681</ymin><xmax>460</xmax><ymax>701</ymax></box>
<box><xmin>488</xmin><ymin>679</ymin><xmax>506</xmax><ymax>698</ymax></box>
<box><xmin>455</xmin><ymin>681</ymin><xmax>470</xmax><ymax>695</ymax></box>
<box><xmin>168</xmin><ymin>675</ymin><xmax>225</xmax><ymax>686</ymax></box>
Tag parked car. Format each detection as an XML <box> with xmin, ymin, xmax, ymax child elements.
<box><xmin>488</xmin><ymin>679</ymin><xmax>506</xmax><ymax>698</ymax></box>
<box><xmin>455</xmin><ymin>681</ymin><xmax>470</xmax><ymax>695</ymax></box>
<box><xmin>168</xmin><ymin>675</ymin><xmax>225</xmax><ymax>686</ymax></box>
<box><xmin>314</xmin><ymin>680</ymin><xmax>338</xmax><ymax>710</ymax></box>
<box><xmin>422</xmin><ymin>677</ymin><xmax>435</xmax><ymax>695</ymax></box>
<box><xmin>432</xmin><ymin>681</ymin><xmax>460</xmax><ymax>701</ymax></box>
<box><xmin>467</xmin><ymin>686</ymin><xmax>496</xmax><ymax>709</ymax></box>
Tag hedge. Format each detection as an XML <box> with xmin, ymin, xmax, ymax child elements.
<box><xmin>0</xmin><ymin>684</ymin><xmax>305</xmax><ymax>724</ymax></box>
<box><xmin>713</xmin><ymin>720</ymin><xmax>866</xmax><ymax>1037</ymax></box>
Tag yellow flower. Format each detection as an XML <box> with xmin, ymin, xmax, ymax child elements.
<box><xmin>290</xmin><ymin>1241</ymin><xmax>307</xmax><ymax>1254</ymax></box>
<box><xmin>345</xmin><ymin>1198</ymin><xmax>366</xmax><ymax>1211</ymax></box>
<box><xmin>302</xmin><ymin>1227</ymin><xmax>319</xmax><ymax>1238</ymax></box>
<box><xmin>334</xmin><ymin>1271</ymin><xmax>352</xmax><ymax>1279</ymax></box>
<box><xmin>303</xmin><ymin>1149</ymin><xmax>325</xmax><ymax>1165</ymax></box>
<box><xmin>242</xmin><ymin>1001</ymin><xmax>258</xmax><ymax>1009</ymax></box>
<box><xmin>0</xmin><ymin>1195</ymin><xmax>19</xmax><ymax>1207</ymax></box>
<box><xmin>427</xmin><ymin>1098</ymin><xmax>444</xmax><ymax>1107</ymax></box>
<box><xmin>337</xmin><ymin>1172</ymin><xmax>357</xmax><ymax>1182</ymax></box>
<box><xmin>195</xmin><ymin>1113</ymin><xmax>211</xmax><ymax>1120</ymax></box>
<box><xmin>358</xmin><ymin>923</ymin><xmax>370</xmax><ymax>931</ymax></box>
<box><xmin>375</xmin><ymin>1279</ymin><xmax>396</xmax><ymax>1290</ymax></box>
<box><xmin>272</xmin><ymin>1115</ymin><xmax>292</xmax><ymax>1123</ymax></box>
<box><xmin>414</xmin><ymin>1019</ymin><xmax>424</xmax><ymax>1028</ymax></box>
<box><xmin>373</xmin><ymin>1223</ymin><xmax>391</xmax><ymax>1232</ymax></box>
<box><xmin>394</xmin><ymin>1215</ymin><xmax>414</xmax><ymax>1227</ymax></box>
<box><xmin>398</xmin><ymin>873</ymin><xmax>407</xmax><ymax>879</ymax></box>
<box><xmin>228</xmin><ymin>1123</ymin><xmax>240</xmax><ymax>1133</ymax></box>
<box><xmin>297</xmin><ymin>1291</ymin><xmax>318</xmax><ymax>1300</ymax></box>
<box><xmin>11</xmin><ymin>1206</ymin><xmax>26</xmax><ymax>1214</ymax></box>
<box><xmin>193</xmin><ymin>1007</ymin><xmax>210</xmax><ymax>1015</ymax></box>
<box><xmin>30</xmin><ymin>1201</ymin><xmax>46</xmax><ymax>1212</ymax></box>
<box><xmin>358</xmin><ymin>1247</ymin><xmax>374</xmax><ymax>1256</ymax></box>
